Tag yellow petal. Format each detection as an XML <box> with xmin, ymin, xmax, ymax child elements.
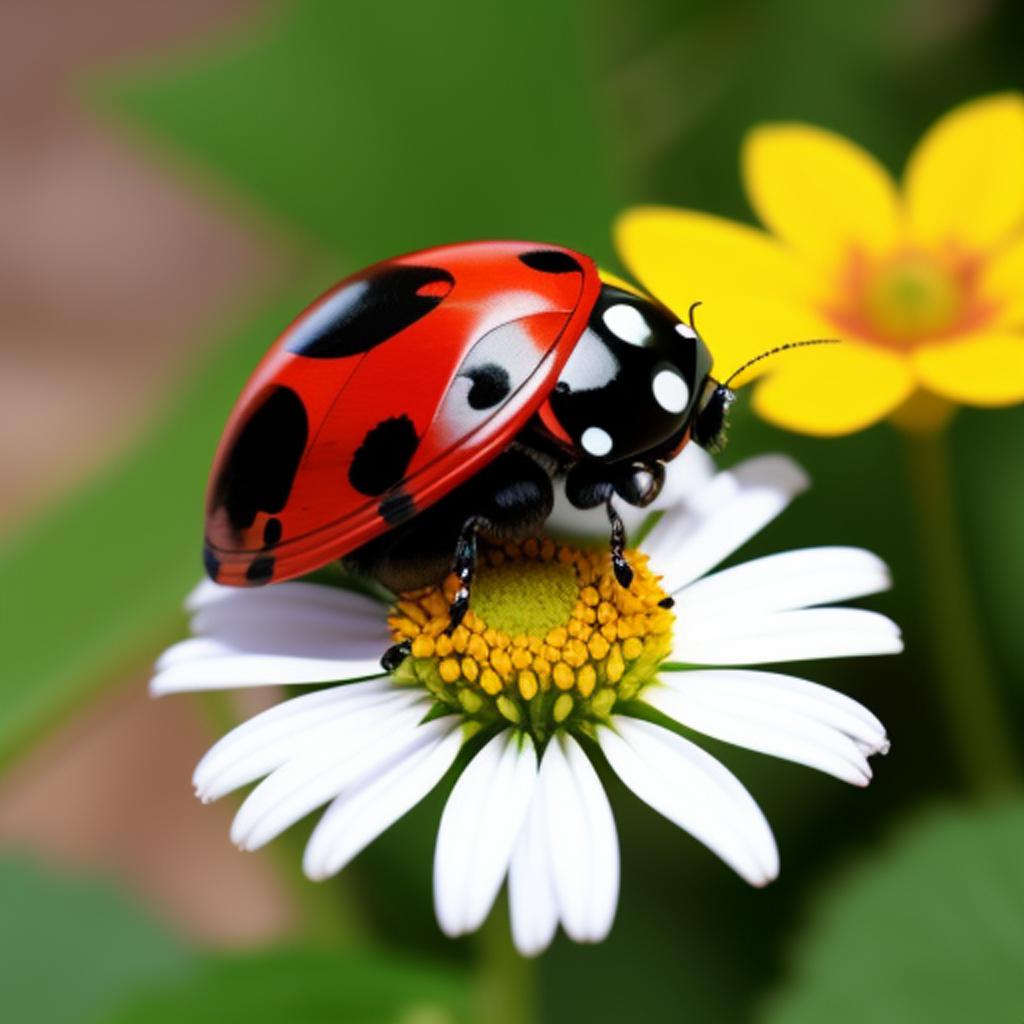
<box><xmin>615</xmin><ymin>207</ymin><xmax>834</xmax><ymax>381</ymax></box>
<box><xmin>743</xmin><ymin>123</ymin><xmax>902</xmax><ymax>267</ymax></box>
<box><xmin>905</xmin><ymin>93</ymin><xmax>1024</xmax><ymax>251</ymax></box>
<box><xmin>913</xmin><ymin>331</ymin><xmax>1024</xmax><ymax>406</ymax></box>
<box><xmin>752</xmin><ymin>342</ymin><xmax>915</xmax><ymax>435</ymax></box>
<box><xmin>979</xmin><ymin>233</ymin><xmax>1024</xmax><ymax>328</ymax></box>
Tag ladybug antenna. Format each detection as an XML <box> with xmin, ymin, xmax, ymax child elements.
<box><xmin>688</xmin><ymin>301</ymin><xmax>703</xmax><ymax>334</ymax></box>
<box><xmin>722</xmin><ymin>338</ymin><xmax>840</xmax><ymax>389</ymax></box>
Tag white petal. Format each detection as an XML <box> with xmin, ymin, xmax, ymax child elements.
<box><xmin>192</xmin><ymin>681</ymin><xmax>409</xmax><ymax>801</ymax></box>
<box><xmin>191</xmin><ymin>587</ymin><xmax>386</xmax><ymax>629</ymax></box>
<box><xmin>175</xmin><ymin>633</ymin><xmax>391</xmax><ymax>665</ymax></box>
<box><xmin>509</xmin><ymin>790</ymin><xmax>559</xmax><ymax>957</ymax></box>
<box><xmin>656</xmin><ymin>442</ymin><xmax>717</xmax><ymax>506</ymax></box>
<box><xmin>599</xmin><ymin>718</ymin><xmax>778</xmax><ymax>886</ymax></box>
<box><xmin>185</xmin><ymin>578</ymin><xmax>230</xmax><ymax>611</ymax></box>
<box><xmin>187</xmin><ymin>579</ymin><xmax>386</xmax><ymax>616</ymax></box>
<box><xmin>644</xmin><ymin>455</ymin><xmax>809</xmax><ymax>592</ymax></box>
<box><xmin>303</xmin><ymin>719</ymin><xmax>463</xmax><ymax>881</ymax></box>
<box><xmin>155</xmin><ymin>631</ymin><xmax>390</xmax><ymax>671</ymax></box>
<box><xmin>229</xmin><ymin>699</ymin><xmax>431</xmax><ymax>851</ymax></box>
<box><xmin>672</xmin><ymin>607</ymin><xmax>903</xmax><ymax>666</ymax></box>
<box><xmin>155</xmin><ymin>637</ymin><xmax>236</xmax><ymax>670</ymax></box>
<box><xmin>150</xmin><ymin>652</ymin><xmax>386</xmax><ymax>696</ymax></box>
<box><xmin>189</xmin><ymin>602</ymin><xmax>392</xmax><ymax>659</ymax></box>
<box><xmin>538</xmin><ymin>735</ymin><xmax>619</xmax><ymax>943</ymax></box>
<box><xmin>433</xmin><ymin>732</ymin><xmax>538</xmax><ymax>937</ymax></box>
<box><xmin>647</xmin><ymin>670</ymin><xmax>886</xmax><ymax>785</ymax></box>
<box><xmin>674</xmin><ymin>547</ymin><xmax>891</xmax><ymax>622</ymax></box>
<box><xmin>658</xmin><ymin>668</ymin><xmax>886</xmax><ymax>742</ymax></box>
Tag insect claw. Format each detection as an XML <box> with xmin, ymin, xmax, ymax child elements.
<box><xmin>613</xmin><ymin>555</ymin><xmax>634</xmax><ymax>588</ymax></box>
<box><xmin>446</xmin><ymin>589</ymin><xmax>471</xmax><ymax>634</ymax></box>
<box><xmin>380</xmin><ymin>640</ymin><xmax>411</xmax><ymax>673</ymax></box>
<box><xmin>605</xmin><ymin>497</ymin><xmax>634</xmax><ymax>589</ymax></box>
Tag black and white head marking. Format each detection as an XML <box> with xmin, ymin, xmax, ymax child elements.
<box><xmin>602</xmin><ymin>302</ymin><xmax>652</xmax><ymax>347</ymax></box>
<box><xmin>651</xmin><ymin>366</ymin><xmax>690</xmax><ymax>414</ymax></box>
<box><xmin>548</xmin><ymin>285</ymin><xmax>713</xmax><ymax>463</ymax></box>
<box><xmin>580</xmin><ymin>425</ymin><xmax>614</xmax><ymax>458</ymax></box>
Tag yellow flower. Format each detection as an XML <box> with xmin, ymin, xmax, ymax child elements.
<box><xmin>616</xmin><ymin>94</ymin><xmax>1024</xmax><ymax>435</ymax></box>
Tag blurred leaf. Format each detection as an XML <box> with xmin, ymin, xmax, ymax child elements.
<box><xmin>0</xmin><ymin>858</ymin><xmax>190</xmax><ymax>1024</ymax></box>
<box><xmin>102</xmin><ymin>948</ymin><xmax>471</xmax><ymax>1024</ymax></box>
<box><xmin>760</xmin><ymin>801</ymin><xmax>1024</xmax><ymax>1023</ymax></box>
<box><xmin>0</xmin><ymin>297</ymin><xmax>304</xmax><ymax>765</ymax></box>
<box><xmin>101</xmin><ymin>0</ymin><xmax>619</xmax><ymax>264</ymax></box>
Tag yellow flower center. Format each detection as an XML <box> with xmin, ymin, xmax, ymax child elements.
<box><xmin>828</xmin><ymin>247</ymin><xmax>995</xmax><ymax>348</ymax></box>
<box><xmin>388</xmin><ymin>539</ymin><xmax>674</xmax><ymax>738</ymax></box>
<box><xmin>862</xmin><ymin>253</ymin><xmax>963</xmax><ymax>341</ymax></box>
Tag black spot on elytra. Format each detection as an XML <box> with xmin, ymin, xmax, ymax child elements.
<box><xmin>348</xmin><ymin>415</ymin><xmax>420</xmax><ymax>496</ymax></box>
<box><xmin>263</xmin><ymin>517</ymin><xmax>283</xmax><ymax>547</ymax></box>
<box><xmin>246</xmin><ymin>556</ymin><xmax>275</xmax><ymax>584</ymax></box>
<box><xmin>379</xmin><ymin>491</ymin><xmax>416</xmax><ymax>526</ymax></box>
<box><xmin>518</xmin><ymin>250</ymin><xmax>582</xmax><ymax>274</ymax></box>
<box><xmin>212</xmin><ymin>386</ymin><xmax>308</xmax><ymax>533</ymax></box>
<box><xmin>287</xmin><ymin>265</ymin><xmax>454</xmax><ymax>359</ymax></box>
<box><xmin>203</xmin><ymin>546</ymin><xmax>220</xmax><ymax>581</ymax></box>
<box><xmin>464</xmin><ymin>363</ymin><xmax>511</xmax><ymax>409</ymax></box>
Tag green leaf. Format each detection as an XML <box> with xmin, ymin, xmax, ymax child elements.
<box><xmin>0</xmin><ymin>858</ymin><xmax>191</xmax><ymax>1024</ymax></box>
<box><xmin>760</xmin><ymin>801</ymin><xmax>1024</xmax><ymax>1024</ymax></box>
<box><xmin>102</xmin><ymin>948</ymin><xmax>471</xmax><ymax>1024</ymax></box>
<box><xmin>0</xmin><ymin>297</ymin><xmax>304</xmax><ymax>765</ymax></box>
<box><xmin>100</xmin><ymin>0</ymin><xmax>619</xmax><ymax>264</ymax></box>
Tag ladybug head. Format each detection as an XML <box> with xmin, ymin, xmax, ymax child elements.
<box><xmin>691</xmin><ymin>376</ymin><xmax>735</xmax><ymax>453</ymax></box>
<box><xmin>544</xmin><ymin>285</ymin><xmax>839</xmax><ymax>513</ymax></box>
<box><xmin>542</xmin><ymin>284</ymin><xmax>723</xmax><ymax>475</ymax></box>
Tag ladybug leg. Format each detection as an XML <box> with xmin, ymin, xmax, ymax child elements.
<box><xmin>354</xmin><ymin>450</ymin><xmax>554</xmax><ymax>656</ymax></box>
<box><xmin>564</xmin><ymin>463</ymin><xmax>635</xmax><ymax>590</ymax></box>
<box><xmin>605</xmin><ymin>497</ymin><xmax>634</xmax><ymax>588</ymax></box>
<box><xmin>447</xmin><ymin>514</ymin><xmax>489</xmax><ymax>632</ymax></box>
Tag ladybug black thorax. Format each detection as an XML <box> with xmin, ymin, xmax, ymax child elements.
<box><xmin>544</xmin><ymin>285</ymin><xmax>714</xmax><ymax>467</ymax></box>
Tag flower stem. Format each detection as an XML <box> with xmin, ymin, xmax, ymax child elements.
<box><xmin>476</xmin><ymin>898</ymin><xmax>535</xmax><ymax>1024</ymax></box>
<box><xmin>903</xmin><ymin>429</ymin><xmax>1018</xmax><ymax>794</ymax></box>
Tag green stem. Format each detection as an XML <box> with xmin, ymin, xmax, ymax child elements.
<box><xmin>476</xmin><ymin>897</ymin><xmax>535</xmax><ymax>1024</ymax></box>
<box><xmin>903</xmin><ymin>429</ymin><xmax>1018</xmax><ymax>795</ymax></box>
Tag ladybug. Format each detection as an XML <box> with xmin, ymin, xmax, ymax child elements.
<box><xmin>203</xmin><ymin>240</ymin><xmax>735</xmax><ymax>663</ymax></box>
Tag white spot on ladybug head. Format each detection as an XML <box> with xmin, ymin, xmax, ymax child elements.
<box><xmin>603</xmin><ymin>304</ymin><xmax>651</xmax><ymax>346</ymax></box>
<box><xmin>675</xmin><ymin>322</ymin><xmax>698</xmax><ymax>340</ymax></box>
<box><xmin>581</xmin><ymin>426</ymin><xmax>613</xmax><ymax>458</ymax></box>
<box><xmin>652</xmin><ymin>369</ymin><xmax>690</xmax><ymax>414</ymax></box>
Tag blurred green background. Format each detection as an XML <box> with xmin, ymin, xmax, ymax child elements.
<box><xmin>1</xmin><ymin>0</ymin><xmax>1023</xmax><ymax>1020</ymax></box>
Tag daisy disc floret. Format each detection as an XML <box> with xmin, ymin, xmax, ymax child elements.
<box><xmin>390</xmin><ymin>540</ymin><xmax>673</xmax><ymax>739</ymax></box>
<box><xmin>151</xmin><ymin>450</ymin><xmax>901</xmax><ymax>956</ymax></box>
<box><xmin>617</xmin><ymin>93</ymin><xmax>1024</xmax><ymax>434</ymax></box>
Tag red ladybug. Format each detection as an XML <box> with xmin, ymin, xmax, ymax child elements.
<box><xmin>204</xmin><ymin>240</ymin><xmax>733</xmax><ymax>653</ymax></box>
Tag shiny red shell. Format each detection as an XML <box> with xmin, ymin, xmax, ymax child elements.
<box><xmin>204</xmin><ymin>240</ymin><xmax>601</xmax><ymax>586</ymax></box>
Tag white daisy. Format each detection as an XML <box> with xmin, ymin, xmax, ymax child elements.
<box><xmin>151</xmin><ymin>451</ymin><xmax>899</xmax><ymax>957</ymax></box>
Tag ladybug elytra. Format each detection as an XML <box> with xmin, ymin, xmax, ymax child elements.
<box><xmin>203</xmin><ymin>241</ymin><xmax>736</xmax><ymax>659</ymax></box>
